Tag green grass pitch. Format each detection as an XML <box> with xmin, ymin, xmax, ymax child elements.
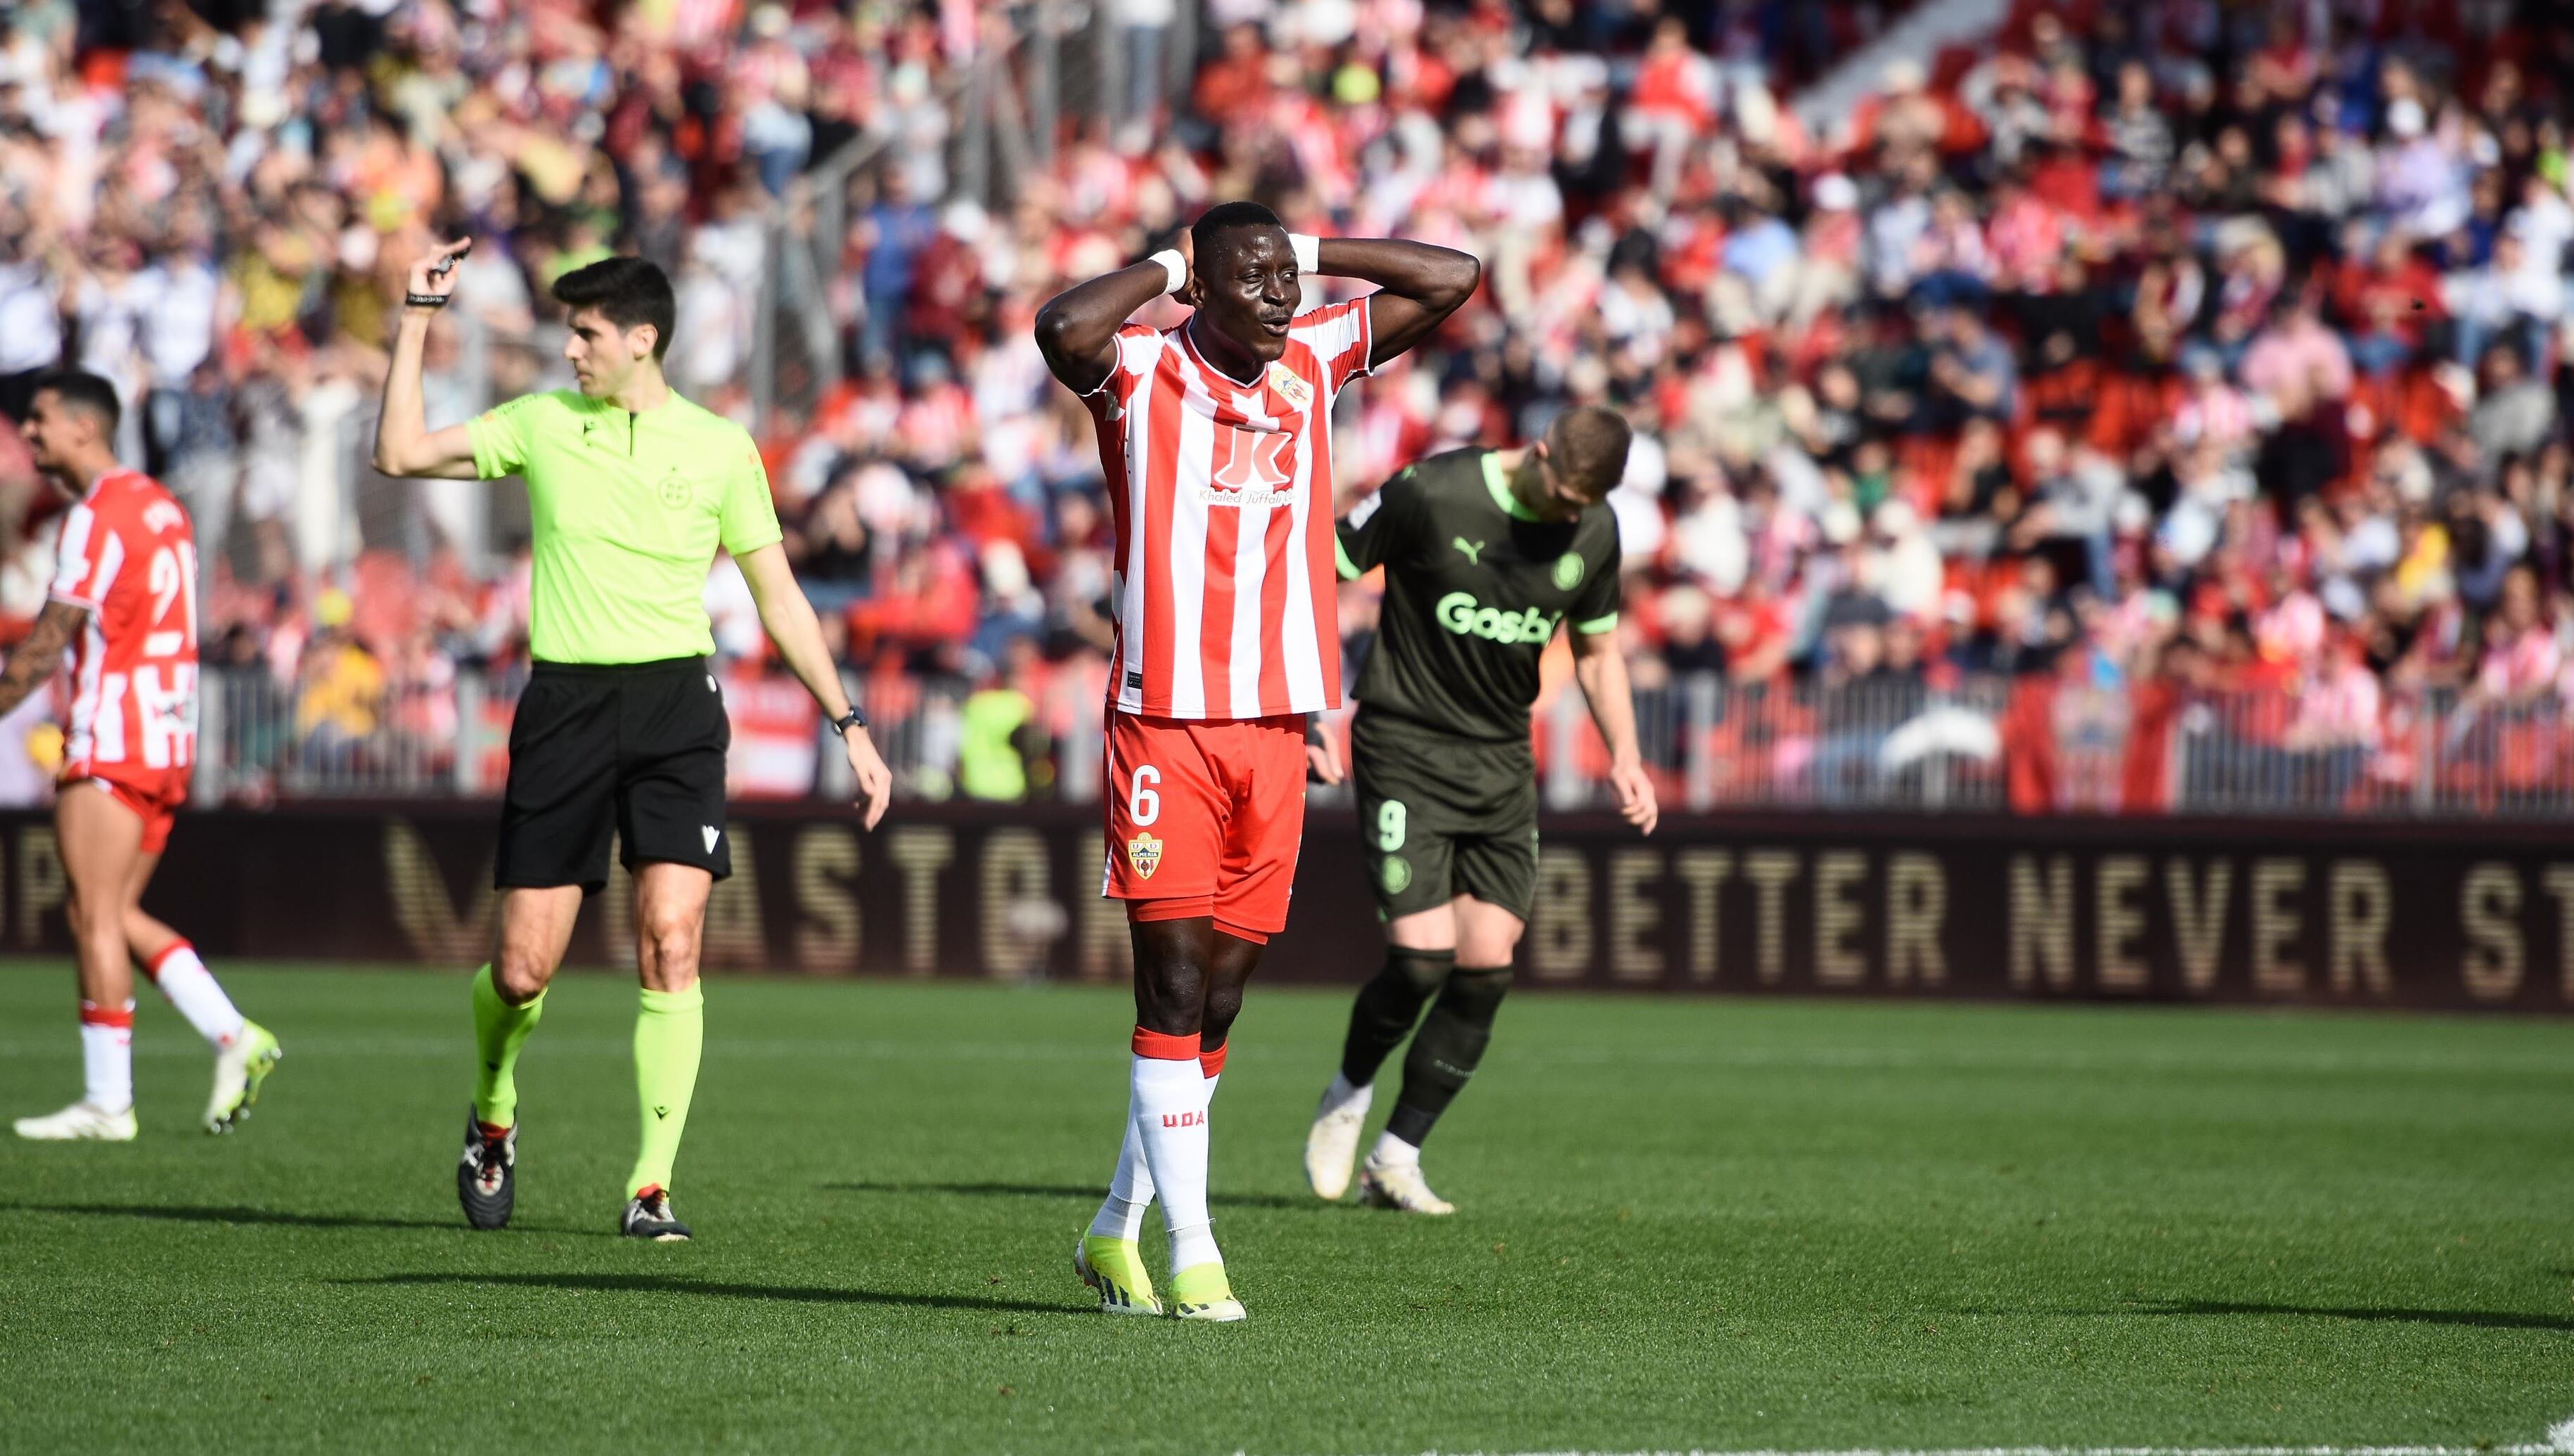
<box><xmin>2</xmin><ymin>962</ymin><xmax>2571</xmax><ymax>1455</ymax></box>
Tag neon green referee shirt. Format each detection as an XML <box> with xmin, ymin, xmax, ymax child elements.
<box><xmin>468</xmin><ymin>389</ymin><xmax>784</xmax><ymax>664</ymax></box>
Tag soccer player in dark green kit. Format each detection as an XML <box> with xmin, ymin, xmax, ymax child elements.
<box><xmin>373</xmin><ymin>239</ymin><xmax>894</xmax><ymax>1240</ymax></box>
<box><xmin>1303</xmin><ymin>405</ymin><xmax>1659</xmax><ymax>1213</ymax></box>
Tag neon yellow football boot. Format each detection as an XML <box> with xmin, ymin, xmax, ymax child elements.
<box><xmin>205</xmin><ymin>1021</ymin><xmax>282</xmax><ymax>1133</ymax></box>
<box><xmin>1074</xmin><ymin>1234</ymin><xmax>1163</xmax><ymax>1317</ymax></box>
<box><xmin>1169</xmin><ymin>1261</ymin><xmax>1245</xmax><ymax>1322</ymax></box>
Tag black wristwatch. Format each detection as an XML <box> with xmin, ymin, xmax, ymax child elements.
<box><xmin>829</xmin><ymin>707</ymin><xmax>867</xmax><ymax>737</ymax></box>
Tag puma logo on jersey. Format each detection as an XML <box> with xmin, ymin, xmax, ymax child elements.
<box><xmin>1453</xmin><ymin>537</ymin><xmax>1485</xmax><ymax>564</ymax></box>
<box><xmin>1436</xmin><ymin>591</ymin><xmax>1560</xmax><ymax>645</ymax></box>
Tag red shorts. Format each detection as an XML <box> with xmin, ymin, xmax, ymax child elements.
<box><xmin>62</xmin><ymin>767</ymin><xmax>188</xmax><ymax>853</ymax></box>
<box><xmin>1101</xmin><ymin>712</ymin><xmax>1308</xmax><ymax>938</ymax></box>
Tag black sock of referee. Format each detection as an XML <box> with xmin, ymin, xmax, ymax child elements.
<box><xmin>1384</xmin><ymin>965</ymin><xmax>1512</xmax><ymax>1148</ymax></box>
<box><xmin>1338</xmin><ymin>946</ymin><xmax>1454</xmax><ymax>1088</ymax></box>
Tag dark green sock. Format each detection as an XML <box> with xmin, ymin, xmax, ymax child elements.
<box><xmin>1338</xmin><ymin>946</ymin><xmax>1454</xmax><ymax>1088</ymax></box>
<box><xmin>1386</xmin><ymin>965</ymin><xmax>1512</xmax><ymax>1147</ymax></box>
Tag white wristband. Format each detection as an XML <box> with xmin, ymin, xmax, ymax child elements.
<box><xmin>1149</xmin><ymin>249</ymin><xmax>1187</xmax><ymax>295</ymax></box>
<box><xmin>1289</xmin><ymin>232</ymin><xmax>1321</xmax><ymax>274</ymax></box>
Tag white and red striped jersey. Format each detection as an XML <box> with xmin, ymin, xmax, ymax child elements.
<box><xmin>49</xmin><ymin>468</ymin><xmax>198</xmax><ymax>777</ymax></box>
<box><xmin>1085</xmin><ymin>295</ymin><xmax>1374</xmax><ymax>719</ymax></box>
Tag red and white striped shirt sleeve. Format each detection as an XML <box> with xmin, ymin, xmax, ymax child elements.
<box><xmin>1289</xmin><ymin>297</ymin><xmax>1375</xmax><ymax>397</ymax></box>
<box><xmin>1081</xmin><ymin>323</ymin><xmax>1166</xmax><ymax>404</ymax></box>
<box><xmin>48</xmin><ymin>503</ymin><xmax>120</xmax><ymax>612</ymax></box>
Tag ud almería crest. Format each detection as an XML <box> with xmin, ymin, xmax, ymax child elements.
<box><xmin>1265</xmin><ymin>360</ymin><xmax>1313</xmax><ymax>411</ymax></box>
<box><xmin>1127</xmin><ymin>832</ymin><xmax>1164</xmax><ymax>880</ymax></box>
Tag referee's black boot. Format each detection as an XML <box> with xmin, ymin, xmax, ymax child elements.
<box><xmin>456</xmin><ymin>1108</ymin><xmax>516</xmax><ymax>1230</ymax></box>
<box><xmin>620</xmin><ymin>1186</ymin><xmax>691</xmax><ymax>1242</ymax></box>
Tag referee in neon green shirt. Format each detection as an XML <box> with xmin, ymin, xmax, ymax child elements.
<box><xmin>373</xmin><ymin>238</ymin><xmax>893</xmax><ymax>1242</ymax></box>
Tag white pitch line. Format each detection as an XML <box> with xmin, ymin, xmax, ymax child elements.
<box><xmin>1389</xmin><ymin>1448</ymin><xmax>2557</xmax><ymax>1456</ymax></box>
<box><xmin>1377</xmin><ymin>1432</ymin><xmax>2574</xmax><ymax>1456</ymax></box>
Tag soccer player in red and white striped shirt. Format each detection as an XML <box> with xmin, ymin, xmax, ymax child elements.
<box><xmin>1037</xmin><ymin>201</ymin><xmax>1478</xmax><ymax>1320</ymax></box>
<box><xmin>8</xmin><ymin>372</ymin><xmax>281</xmax><ymax>1143</ymax></box>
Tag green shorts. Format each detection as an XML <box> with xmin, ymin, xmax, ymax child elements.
<box><xmin>1350</xmin><ymin>707</ymin><xmax>1540</xmax><ymax>923</ymax></box>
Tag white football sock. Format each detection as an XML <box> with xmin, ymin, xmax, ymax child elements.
<box><xmin>1370</xmin><ymin>1128</ymin><xmax>1422</xmax><ymax>1168</ymax></box>
<box><xmin>146</xmin><ymin>943</ymin><xmax>245</xmax><ymax>1048</ymax></box>
<box><xmin>1086</xmin><ymin>1059</ymin><xmax>1226</xmax><ymax>1244</ymax></box>
<box><xmin>1131</xmin><ymin>1050</ymin><xmax>1218</xmax><ymax>1271</ymax></box>
<box><xmin>80</xmin><ymin>1000</ymin><xmax>134</xmax><ymax>1112</ymax></box>
<box><xmin>1088</xmin><ymin>1088</ymin><xmax>1157</xmax><ymax>1242</ymax></box>
<box><xmin>1320</xmin><ymin>1071</ymin><xmax>1372</xmax><ymax>1116</ymax></box>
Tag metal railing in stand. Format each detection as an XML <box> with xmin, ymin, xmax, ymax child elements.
<box><xmin>194</xmin><ymin>665</ymin><xmax>519</xmax><ymax>804</ymax></box>
<box><xmin>762</xmin><ymin>8</ymin><xmax>1064</xmax><ymax>437</ymax></box>
<box><xmin>188</xmin><ymin>665</ymin><xmax>2574</xmax><ymax>820</ymax></box>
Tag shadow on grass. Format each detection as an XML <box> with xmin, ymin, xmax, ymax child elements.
<box><xmin>2025</xmin><ymin>1298</ymin><xmax>2574</xmax><ymax>1332</ymax></box>
<box><xmin>0</xmin><ymin>1201</ymin><xmax>591</xmax><ymax>1235</ymax></box>
<box><xmin>821</xmin><ymin>1180</ymin><xmax>1308</xmax><ymax>1211</ymax></box>
<box><xmin>341</xmin><ymin>1271</ymin><xmax>1074</xmax><ymax>1315</ymax></box>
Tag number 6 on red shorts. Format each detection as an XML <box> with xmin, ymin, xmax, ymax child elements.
<box><xmin>1100</xmin><ymin>712</ymin><xmax>1308</xmax><ymax>937</ymax></box>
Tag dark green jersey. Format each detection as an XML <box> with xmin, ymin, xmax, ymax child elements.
<box><xmin>1337</xmin><ymin>447</ymin><xmax>1622</xmax><ymax>742</ymax></box>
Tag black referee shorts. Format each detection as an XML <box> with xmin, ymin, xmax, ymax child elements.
<box><xmin>495</xmin><ymin>657</ymin><xmax>732</xmax><ymax>894</ymax></box>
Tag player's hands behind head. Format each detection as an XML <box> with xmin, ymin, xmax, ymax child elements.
<box><xmin>406</xmin><ymin>238</ymin><xmax>474</xmax><ymax>301</ymax></box>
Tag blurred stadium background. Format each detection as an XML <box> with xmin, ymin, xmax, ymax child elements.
<box><xmin>3</xmin><ymin>0</ymin><xmax>2574</xmax><ymax>1006</ymax></box>
<box><xmin>1</xmin><ymin>0</ymin><xmax>2567</xmax><ymax>824</ymax></box>
<box><xmin>6</xmin><ymin>5</ymin><xmax>2574</xmax><ymax>1450</ymax></box>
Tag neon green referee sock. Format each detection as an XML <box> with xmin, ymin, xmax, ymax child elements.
<box><xmin>470</xmin><ymin>965</ymin><xmax>546</xmax><ymax>1129</ymax></box>
<box><xmin>626</xmin><ymin>983</ymin><xmax>704</xmax><ymax>1197</ymax></box>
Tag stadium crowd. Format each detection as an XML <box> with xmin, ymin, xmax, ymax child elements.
<box><xmin>0</xmin><ymin>0</ymin><xmax>2569</xmax><ymax>806</ymax></box>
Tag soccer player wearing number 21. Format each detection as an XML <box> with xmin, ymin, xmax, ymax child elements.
<box><xmin>1304</xmin><ymin>412</ymin><xmax>1659</xmax><ymax>1214</ymax></box>
<box><xmin>1036</xmin><ymin>203</ymin><xmax>1479</xmax><ymax>1320</ymax></box>
<box><xmin>10</xmin><ymin>371</ymin><xmax>283</xmax><ymax>1142</ymax></box>
<box><xmin>375</xmin><ymin>242</ymin><xmax>894</xmax><ymax>1241</ymax></box>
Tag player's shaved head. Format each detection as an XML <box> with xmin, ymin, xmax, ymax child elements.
<box><xmin>1190</xmin><ymin>200</ymin><xmax>1286</xmax><ymax>266</ymax></box>
<box><xmin>1543</xmin><ymin>406</ymin><xmax>1633</xmax><ymax>500</ymax></box>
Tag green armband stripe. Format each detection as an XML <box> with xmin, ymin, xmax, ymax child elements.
<box><xmin>1574</xmin><ymin>613</ymin><xmax>1619</xmax><ymax>635</ymax></box>
<box><xmin>1334</xmin><ymin>537</ymin><xmax>1362</xmax><ymax>581</ymax></box>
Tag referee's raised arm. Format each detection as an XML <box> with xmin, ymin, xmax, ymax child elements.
<box><xmin>373</xmin><ymin>238</ymin><xmax>482</xmax><ymax>479</ymax></box>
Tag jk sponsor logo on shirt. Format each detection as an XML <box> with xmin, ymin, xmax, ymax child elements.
<box><xmin>1196</xmin><ymin>424</ymin><xmax>1299</xmax><ymax>510</ymax></box>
